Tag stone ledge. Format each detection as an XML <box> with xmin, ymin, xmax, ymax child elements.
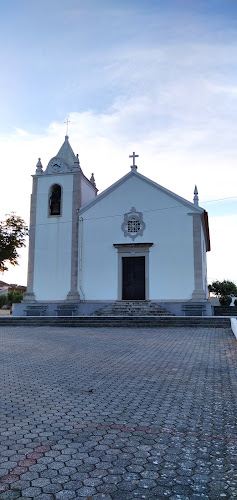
<box><xmin>0</xmin><ymin>316</ymin><xmax>231</xmax><ymax>328</ymax></box>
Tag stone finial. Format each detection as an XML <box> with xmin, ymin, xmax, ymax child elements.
<box><xmin>90</xmin><ymin>173</ymin><xmax>96</xmax><ymax>187</ymax></box>
<box><xmin>36</xmin><ymin>158</ymin><xmax>43</xmax><ymax>174</ymax></box>
<box><xmin>193</xmin><ymin>185</ymin><xmax>199</xmax><ymax>206</ymax></box>
<box><xmin>74</xmin><ymin>153</ymin><xmax>81</xmax><ymax>170</ymax></box>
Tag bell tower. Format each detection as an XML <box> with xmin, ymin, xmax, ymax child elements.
<box><xmin>24</xmin><ymin>136</ymin><xmax>97</xmax><ymax>303</ymax></box>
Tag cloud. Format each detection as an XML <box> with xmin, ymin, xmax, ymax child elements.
<box><xmin>208</xmin><ymin>83</ymin><xmax>237</xmax><ymax>96</ymax></box>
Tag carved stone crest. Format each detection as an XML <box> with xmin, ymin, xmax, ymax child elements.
<box><xmin>121</xmin><ymin>207</ymin><xmax>146</xmax><ymax>241</ymax></box>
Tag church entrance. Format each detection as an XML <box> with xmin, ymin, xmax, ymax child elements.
<box><xmin>122</xmin><ymin>256</ymin><xmax>145</xmax><ymax>300</ymax></box>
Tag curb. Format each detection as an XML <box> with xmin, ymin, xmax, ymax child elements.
<box><xmin>231</xmin><ymin>317</ymin><xmax>237</xmax><ymax>339</ymax></box>
<box><xmin>0</xmin><ymin>316</ymin><xmax>231</xmax><ymax>328</ymax></box>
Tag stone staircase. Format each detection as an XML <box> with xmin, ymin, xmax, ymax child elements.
<box><xmin>92</xmin><ymin>301</ymin><xmax>174</xmax><ymax>316</ymax></box>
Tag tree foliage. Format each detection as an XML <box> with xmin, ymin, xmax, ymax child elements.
<box><xmin>0</xmin><ymin>294</ymin><xmax>7</xmax><ymax>308</ymax></box>
<box><xmin>0</xmin><ymin>213</ymin><xmax>28</xmax><ymax>272</ymax></box>
<box><xmin>7</xmin><ymin>291</ymin><xmax>24</xmax><ymax>305</ymax></box>
<box><xmin>208</xmin><ymin>280</ymin><xmax>237</xmax><ymax>297</ymax></box>
<box><xmin>0</xmin><ymin>291</ymin><xmax>24</xmax><ymax>308</ymax></box>
<box><xmin>219</xmin><ymin>295</ymin><xmax>232</xmax><ymax>306</ymax></box>
<box><xmin>208</xmin><ymin>280</ymin><xmax>237</xmax><ymax>306</ymax></box>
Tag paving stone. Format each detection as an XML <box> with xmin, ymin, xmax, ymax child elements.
<box><xmin>40</xmin><ymin>469</ymin><xmax>58</xmax><ymax>479</ymax></box>
<box><xmin>112</xmin><ymin>492</ymin><xmax>133</xmax><ymax>500</ymax></box>
<box><xmin>31</xmin><ymin>477</ymin><xmax>51</xmax><ymax>487</ymax></box>
<box><xmin>55</xmin><ymin>491</ymin><xmax>76</xmax><ymax>499</ymax></box>
<box><xmin>93</xmin><ymin>494</ymin><xmax>113</xmax><ymax>500</ymax></box>
<box><xmin>90</xmin><ymin>469</ymin><xmax>109</xmax><ymax>478</ymax></box>
<box><xmin>20</xmin><ymin>471</ymin><xmax>39</xmax><ymax>481</ymax></box>
<box><xmin>133</xmin><ymin>488</ymin><xmax>155</xmax><ymax>498</ymax></box>
<box><xmin>41</xmin><ymin>483</ymin><xmax>62</xmax><ymax>494</ymax></box>
<box><xmin>75</xmin><ymin>486</ymin><xmax>96</xmax><ymax>496</ymax></box>
<box><xmin>33</xmin><ymin>495</ymin><xmax>55</xmax><ymax>500</ymax></box>
<box><xmin>20</xmin><ymin>486</ymin><xmax>42</xmax><ymax>497</ymax></box>
<box><xmin>0</xmin><ymin>492</ymin><xmax>21</xmax><ymax>500</ymax></box>
<box><xmin>117</xmin><ymin>480</ymin><xmax>138</xmax><ymax>491</ymax></box>
<box><xmin>9</xmin><ymin>480</ymin><xmax>30</xmax><ymax>490</ymax></box>
<box><xmin>97</xmin><ymin>484</ymin><xmax>117</xmax><ymax>494</ymax></box>
<box><xmin>50</xmin><ymin>475</ymin><xmax>70</xmax><ymax>484</ymax></box>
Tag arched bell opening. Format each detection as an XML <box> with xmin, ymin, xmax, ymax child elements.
<box><xmin>49</xmin><ymin>184</ymin><xmax>62</xmax><ymax>216</ymax></box>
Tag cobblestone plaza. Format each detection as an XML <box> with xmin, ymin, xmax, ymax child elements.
<box><xmin>0</xmin><ymin>326</ymin><xmax>236</xmax><ymax>499</ymax></box>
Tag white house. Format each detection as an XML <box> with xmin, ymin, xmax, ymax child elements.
<box><xmin>16</xmin><ymin>136</ymin><xmax>211</xmax><ymax>316</ymax></box>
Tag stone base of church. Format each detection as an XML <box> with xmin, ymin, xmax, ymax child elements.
<box><xmin>22</xmin><ymin>292</ymin><xmax>36</xmax><ymax>303</ymax></box>
<box><xmin>191</xmin><ymin>290</ymin><xmax>207</xmax><ymax>301</ymax></box>
<box><xmin>13</xmin><ymin>300</ymin><xmax>213</xmax><ymax>317</ymax></box>
<box><xmin>66</xmin><ymin>291</ymin><xmax>81</xmax><ymax>302</ymax></box>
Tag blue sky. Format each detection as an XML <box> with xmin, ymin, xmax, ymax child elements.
<box><xmin>0</xmin><ymin>0</ymin><xmax>237</xmax><ymax>285</ymax></box>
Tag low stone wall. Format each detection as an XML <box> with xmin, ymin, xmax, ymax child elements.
<box><xmin>214</xmin><ymin>306</ymin><xmax>237</xmax><ymax>317</ymax></box>
<box><xmin>12</xmin><ymin>301</ymin><xmax>111</xmax><ymax>317</ymax></box>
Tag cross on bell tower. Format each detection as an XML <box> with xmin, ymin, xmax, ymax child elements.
<box><xmin>129</xmin><ymin>152</ymin><xmax>139</xmax><ymax>170</ymax></box>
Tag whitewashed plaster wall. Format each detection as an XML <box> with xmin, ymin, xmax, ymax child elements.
<box><xmin>79</xmin><ymin>175</ymin><xmax>195</xmax><ymax>300</ymax></box>
<box><xmin>81</xmin><ymin>177</ymin><xmax>96</xmax><ymax>207</ymax></box>
<box><xmin>33</xmin><ymin>174</ymin><xmax>73</xmax><ymax>300</ymax></box>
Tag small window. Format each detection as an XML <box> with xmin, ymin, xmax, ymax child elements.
<box><xmin>128</xmin><ymin>219</ymin><xmax>140</xmax><ymax>233</ymax></box>
<box><xmin>49</xmin><ymin>184</ymin><xmax>61</xmax><ymax>216</ymax></box>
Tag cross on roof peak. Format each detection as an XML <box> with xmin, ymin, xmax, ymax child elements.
<box><xmin>129</xmin><ymin>152</ymin><xmax>139</xmax><ymax>170</ymax></box>
<box><xmin>64</xmin><ymin>118</ymin><xmax>70</xmax><ymax>136</ymax></box>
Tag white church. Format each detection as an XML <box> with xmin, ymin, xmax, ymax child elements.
<box><xmin>15</xmin><ymin>135</ymin><xmax>211</xmax><ymax>316</ymax></box>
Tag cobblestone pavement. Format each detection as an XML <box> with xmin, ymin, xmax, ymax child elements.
<box><xmin>0</xmin><ymin>326</ymin><xmax>236</xmax><ymax>500</ymax></box>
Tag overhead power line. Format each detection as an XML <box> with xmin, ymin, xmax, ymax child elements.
<box><xmin>30</xmin><ymin>194</ymin><xmax>237</xmax><ymax>227</ymax></box>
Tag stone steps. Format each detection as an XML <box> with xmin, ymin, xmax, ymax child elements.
<box><xmin>92</xmin><ymin>301</ymin><xmax>174</xmax><ymax>316</ymax></box>
<box><xmin>0</xmin><ymin>316</ymin><xmax>231</xmax><ymax>328</ymax></box>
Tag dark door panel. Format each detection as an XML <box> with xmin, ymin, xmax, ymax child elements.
<box><xmin>122</xmin><ymin>256</ymin><xmax>145</xmax><ymax>300</ymax></box>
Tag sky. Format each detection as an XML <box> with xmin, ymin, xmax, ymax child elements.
<box><xmin>0</xmin><ymin>0</ymin><xmax>237</xmax><ymax>286</ymax></box>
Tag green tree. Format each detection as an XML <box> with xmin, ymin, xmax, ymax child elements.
<box><xmin>0</xmin><ymin>213</ymin><xmax>28</xmax><ymax>272</ymax></box>
<box><xmin>7</xmin><ymin>291</ymin><xmax>24</xmax><ymax>306</ymax></box>
<box><xmin>208</xmin><ymin>280</ymin><xmax>237</xmax><ymax>306</ymax></box>
<box><xmin>0</xmin><ymin>294</ymin><xmax>7</xmax><ymax>308</ymax></box>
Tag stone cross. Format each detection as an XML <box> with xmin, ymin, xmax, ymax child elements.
<box><xmin>64</xmin><ymin>119</ymin><xmax>70</xmax><ymax>136</ymax></box>
<box><xmin>129</xmin><ymin>152</ymin><xmax>139</xmax><ymax>169</ymax></box>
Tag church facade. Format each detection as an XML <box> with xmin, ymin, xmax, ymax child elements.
<box><xmin>17</xmin><ymin>136</ymin><xmax>211</xmax><ymax>315</ymax></box>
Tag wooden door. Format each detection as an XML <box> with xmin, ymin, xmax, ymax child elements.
<box><xmin>122</xmin><ymin>256</ymin><xmax>145</xmax><ymax>300</ymax></box>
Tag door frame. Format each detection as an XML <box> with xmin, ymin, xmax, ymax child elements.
<box><xmin>113</xmin><ymin>243</ymin><xmax>153</xmax><ymax>300</ymax></box>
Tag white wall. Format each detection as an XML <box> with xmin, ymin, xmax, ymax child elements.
<box><xmin>81</xmin><ymin>177</ymin><xmax>96</xmax><ymax>207</ymax></box>
<box><xmin>79</xmin><ymin>175</ymin><xmax>195</xmax><ymax>300</ymax></box>
<box><xmin>33</xmin><ymin>174</ymin><xmax>73</xmax><ymax>300</ymax></box>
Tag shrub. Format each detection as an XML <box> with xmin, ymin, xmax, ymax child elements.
<box><xmin>219</xmin><ymin>296</ymin><xmax>232</xmax><ymax>306</ymax></box>
<box><xmin>7</xmin><ymin>291</ymin><xmax>24</xmax><ymax>306</ymax></box>
<box><xmin>0</xmin><ymin>294</ymin><xmax>7</xmax><ymax>308</ymax></box>
<box><xmin>234</xmin><ymin>299</ymin><xmax>237</xmax><ymax>307</ymax></box>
